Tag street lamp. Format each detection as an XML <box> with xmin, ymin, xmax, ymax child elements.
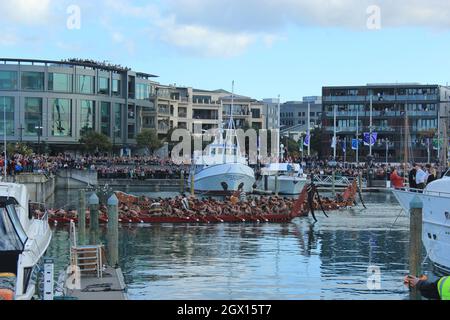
<box><xmin>35</xmin><ymin>123</ymin><xmax>43</xmax><ymax>155</ymax></box>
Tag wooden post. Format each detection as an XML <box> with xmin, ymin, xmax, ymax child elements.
<box><xmin>107</xmin><ymin>194</ymin><xmax>119</xmax><ymax>268</ymax></box>
<box><xmin>275</xmin><ymin>171</ymin><xmax>279</xmax><ymax>196</ymax></box>
<box><xmin>180</xmin><ymin>170</ymin><xmax>185</xmax><ymax>193</ymax></box>
<box><xmin>78</xmin><ymin>189</ymin><xmax>86</xmax><ymax>245</ymax></box>
<box><xmin>190</xmin><ymin>172</ymin><xmax>195</xmax><ymax>196</ymax></box>
<box><xmin>409</xmin><ymin>196</ymin><xmax>423</xmax><ymax>301</ymax></box>
<box><xmin>89</xmin><ymin>193</ymin><xmax>100</xmax><ymax>245</ymax></box>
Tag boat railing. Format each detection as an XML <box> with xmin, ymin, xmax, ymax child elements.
<box><xmin>393</xmin><ymin>187</ymin><xmax>450</xmax><ymax>198</ymax></box>
<box><xmin>29</xmin><ymin>202</ymin><xmax>50</xmax><ymax>227</ymax></box>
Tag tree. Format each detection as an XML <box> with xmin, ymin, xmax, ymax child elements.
<box><xmin>79</xmin><ymin>132</ymin><xmax>112</xmax><ymax>154</ymax></box>
<box><xmin>6</xmin><ymin>142</ymin><xmax>33</xmax><ymax>157</ymax></box>
<box><xmin>136</xmin><ymin>129</ymin><xmax>162</xmax><ymax>154</ymax></box>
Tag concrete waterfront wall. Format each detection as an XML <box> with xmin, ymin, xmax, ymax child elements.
<box><xmin>56</xmin><ymin>169</ymin><xmax>98</xmax><ymax>189</ymax></box>
<box><xmin>14</xmin><ymin>174</ymin><xmax>56</xmax><ymax>203</ymax></box>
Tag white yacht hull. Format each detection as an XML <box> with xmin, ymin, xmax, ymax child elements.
<box><xmin>193</xmin><ymin>163</ymin><xmax>255</xmax><ymax>193</ymax></box>
<box><xmin>266</xmin><ymin>176</ymin><xmax>309</xmax><ymax>195</ymax></box>
<box><xmin>392</xmin><ymin>187</ymin><xmax>450</xmax><ymax>273</ymax></box>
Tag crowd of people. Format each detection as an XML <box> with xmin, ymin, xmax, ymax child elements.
<box><xmin>1</xmin><ymin>152</ymin><xmax>448</xmax><ymax>187</ymax></box>
<box><xmin>390</xmin><ymin>163</ymin><xmax>441</xmax><ymax>190</ymax></box>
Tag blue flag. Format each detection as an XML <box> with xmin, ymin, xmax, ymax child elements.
<box><xmin>304</xmin><ymin>134</ymin><xmax>310</xmax><ymax>147</ymax></box>
<box><xmin>363</xmin><ymin>132</ymin><xmax>378</xmax><ymax>146</ymax></box>
<box><xmin>352</xmin><ymin>139</ymin><xmax>359</xmax><ymax>150</ymax></box>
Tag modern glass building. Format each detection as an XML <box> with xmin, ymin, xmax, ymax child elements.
<box><xmin>321</xmin><ymin>84</ymin><xmax>450</xmax><ymax>163</ymax></box>
<box><xmin>0</xmin><ymin>58</ymin><xmax>158</xmax><ymax>152</ymax></box>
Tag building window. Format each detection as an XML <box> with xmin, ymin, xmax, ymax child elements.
<box><xmin>50</xmin><ymin>98</ymin><xmax>71</xmax><ymax>137</ymax></box>
<box><xmin>135</xmin><ymin>83</ymin><xmax>149</xmax><ymax>100</ymax></box>
<box><xmin>0</xmin><ymin>71</ymin><xmax>18</xmax><ymax>90</ymax></box>
<box><xmin>112</xmin><ymin>79</ymin><xmax>121</xmax><ymax>96</ymax></box>
<box><xmin>114</xmin><ymin>103</ymin><xmax>122</xmax><ymax>139</ymax></box>
<box><xmin>128</xmin><ymin>124</ymin><xmax>135</xmax><ymax>139</ymax></box>
<box><xmin>21</xmin><ymin>72</ymin><xmax>44</xmax><ymax>91</ymax></box>
<box><xmin>77</xmin><ymin>75</ymin><xmax>94</xmax><ymax>94</ymax></box>
<box><xmin>98</xmin><ymin>77</ymin><xmax>109</xmax><ymax>95</ymax></box>
<box><xmin>24</xmin><ymin>97</ymin><xmax>43</xmax><ymax>136</ymax></box>
<box><xmin>0</xmin><ymin>97</ymin><xmax>15</xmax><ymax>135</ymax></box>
<box><xmin>251</xmin><ymin>109</ymin><xmax>261</xmax><ymax>119</ymax></box>
<box><xmin>80</xmin><ymin>100</ymin><xmax>95</xmax><ymax>136</ymax></box>
<box><xmin>101</xmin><ymin>102</ymin><xmax>111</xmax><ymax>136</ymax></box>
<box><xmin>128</xmin><ymin>105</ymin><xmax>135</xmax><ymax>119</ymax></box>
<box><xmin>48</xmin><ymin>73</ymin><xmax>72</xmax><ymax>92</ymax></box>
<box><xmin>178</xmin><ymin>107</ymin><xmax>187</xmax><ymax>118</ymax></box>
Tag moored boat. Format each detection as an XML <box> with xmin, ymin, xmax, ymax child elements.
<box><xmin>0</xmin><ymin>183</ymin><xmax>52</xmax><ymax>300</ymax></box>
<box><xmin>392</xmin><ymin>170</ymin><xmax>450</xmax><ymax>273</ymax></box>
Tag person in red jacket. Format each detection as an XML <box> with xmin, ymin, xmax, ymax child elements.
<box><xmin>390</xmin><ymin>168</ymin><xmax>404</xmax><ymax>189</ymax></box>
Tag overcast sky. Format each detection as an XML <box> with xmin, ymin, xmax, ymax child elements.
<box><xmin>2</xmin><ymin>0</ymin><xmax>450</xmax><ymax>101</ymax></box>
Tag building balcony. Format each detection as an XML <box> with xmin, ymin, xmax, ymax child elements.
<box><xmin>324</xmin><ymin>126</ymin><xmax>396</xmax><ymax>133</ymax></box>
<box><xmin>324</xmin><ymin>110</ymin><xmax>437</xmax><ymax>118</ymax></box>
<box><xmin>323</xmin><ymin>94</ymin><xmax>439</xmax><ymax>103</ymax></box>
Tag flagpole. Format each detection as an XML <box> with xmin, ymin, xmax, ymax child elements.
<box><xmin>307</xmin><ymin>102</ymin><xmax>311</xmax><ymax>157</ymax></box>
<box><xmin>344</xmin><ymin>137</ymin><xmax>347</xmax><ymax>168</ymax></box>
<box><xmin>386</xmin><ymin>138</ymin><xmax>389</xmax><ymax>166</ymax></box>
<box><xmin>333</xmin><ymin>104</ymin><xmax>337</xmax><ymax>160</ymax></box>
<box><xmin>370</xmin><ymin>94</ymin><xmax>373</xmax><ymax>158</ymax></box>
<box><xmin>356</xmin><ymin>108</ymin><xmax>359</xmax><ymax>165</ymax></box>
<box><xmin>300</xmin><ymin>135</ymin><xmax>304</xmax><ymax>163</ymax></box>
<box><xmin>277</xmin><ymin>94</ymin><xmax>281</xmax><ymax>163</ymax></box>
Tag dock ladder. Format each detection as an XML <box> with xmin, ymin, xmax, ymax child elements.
<box><xmin>69</xmin><ymin>221</ymin><xmax>104</xmax><ymax>278</ymax></box>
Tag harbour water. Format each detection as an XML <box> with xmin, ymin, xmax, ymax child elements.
<box><xmin>46</xmin><ymin>188</ymin><xmax>436</xmax><ymax>300</ymax></box>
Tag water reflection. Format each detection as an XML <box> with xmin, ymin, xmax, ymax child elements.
<box><xmin>46</xmin><ymin>191</ymin><xmax>438</xmax><ymax>300</ymax></box>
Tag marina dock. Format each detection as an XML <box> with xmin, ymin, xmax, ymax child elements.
<box><xmin>64</xmin><ymin>267</ymin><xmax>127</xmax><ymax>301</ymax></box>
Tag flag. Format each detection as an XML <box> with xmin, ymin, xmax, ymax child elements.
<box><xmin>304</xmin><ymin>134</ymin><xmax>310</xmax><ymax>147</ymax></box>
<box><xmin>363</xmin><ymin>132</ymin><xmax>378</xmax><ymax>146</ymax></box>
<box><xmin>433</xmin><ymin>138</ymin><xmax>443</xmax><ymax>150</ymax></box>
<box><xmin>351</xmin><ymin>139</ymin><xmax>359</xmax><ymax>150</ymax></box>
<box><xmin>331</xmin><ymin>136</ymin><xmax>337</xmax><ymax>149</ymax></box>
<box><xmin>342</xmin><ymin>138</ymin><xmax>347</xmax><ymax>153</ymax></box>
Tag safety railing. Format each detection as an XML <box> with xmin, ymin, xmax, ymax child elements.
<box><xmin>312</xmin><ymin>175</ymin><xmax>367</xmax><ymax>188</ymax></box>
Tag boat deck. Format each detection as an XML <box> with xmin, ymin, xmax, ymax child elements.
<box><xmin>65</xmin><ymin>267</ymin><xmax>127</xmax><ymax>301</ymax></box>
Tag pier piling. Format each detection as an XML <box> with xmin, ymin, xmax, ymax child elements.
<box><xmin>180</xmin><ymin>170</ymin><xmax>185</xmax><ymax>193</ymax></box>
<box><xmin>409</xmin><ymin>196</ymin><xmax>423</xmax><ymax>301</ymax></box>
<box><xmin>89</xmin><ymin>193</ymin><xmax>100</xmax><ymax>244</ymax></box>
<box><xmin>78</xmin><ymin>189</ymin><xmax>86</xmax><ymax>245</ymax></box>
<box><xmin>275</xmin><ymin>172</ymin><xmax>279</xmax><ymax>196</ymax></box>
<box><xmin>107</xmin><ymin>194</ymin><xmax>119</xmax><ymax>267</ymax></box>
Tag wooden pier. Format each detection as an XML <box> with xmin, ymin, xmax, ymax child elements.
<box><xmin>64</xmin><ymin>267</ymin><xmax>127</xmax><ymax>300</ymax></box>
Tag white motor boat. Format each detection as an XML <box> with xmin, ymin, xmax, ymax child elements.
<box><xmin>190</xmin><ymin>135</ymin><xmax>256</xmax><ymax>194</ymax></box>
<box><xmin>259</xmin><ymin>163</ymin><xmax>309</xmax><ymax>195</ymax></box>
<box><xmin>0</xmin><ymin>183</ymin><xmax>52</xmax><ymax>300</ymax></box>
<box><xmin>189</xmin><ymin>82</ymin><xmax>255</xmax><ymax>194</ymax></box>
<box><xmin>392</xmin><ymin>171</ymin><xmax>450</xmax><ymax>273</ymax></box>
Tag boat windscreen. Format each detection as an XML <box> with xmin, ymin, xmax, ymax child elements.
<box><xmin>0</xmin><ymin>207</ymin><xmax>27</xmax><ymax>252</ymax></box>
